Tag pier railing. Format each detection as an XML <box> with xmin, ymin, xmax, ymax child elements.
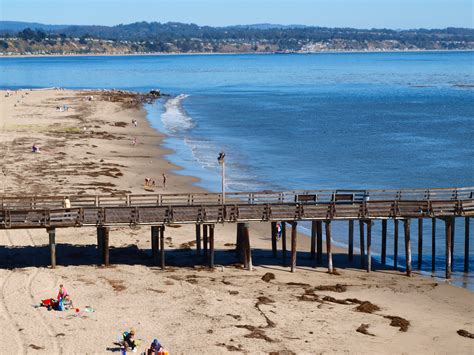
<box><xmin>1</xmin><ymin>187</ymin><xmax>473</xmax><ymax>209</ymax></box>
<box><xmin>0</xmin><ymin>187</ymin><xmax>472</xmax><ymax>229</ymax></box>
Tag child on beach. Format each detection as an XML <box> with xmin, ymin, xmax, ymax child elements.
<box><xmin>162</xmin><ymin>173</ymin><xmax>167</xmax><ymax>189</ymax></box>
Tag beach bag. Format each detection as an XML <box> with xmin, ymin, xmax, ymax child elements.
<box><xmin>41</xmin><ymin>298</ymin><xmax>55</xmax><ymax>307</ymax></box>
<box><xmin>57</xmin><ymin>298</ymin><xmax>65</xmax><ymax>311</ymax></box>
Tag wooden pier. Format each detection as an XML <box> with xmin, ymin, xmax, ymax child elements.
<box><xmin>0</xmin><ymin>187</ymin><xmax>472</xmax><ymax>278</ymax></box>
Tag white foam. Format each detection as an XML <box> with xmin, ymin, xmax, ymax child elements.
<box><xmin>161</xmin><ymin>94</ymin><xmax>195</xmax><ymax>134</ymax></box>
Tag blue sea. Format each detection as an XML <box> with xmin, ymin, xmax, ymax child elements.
<box><xmin>1</xmin><ymin>52</ymin><xmax>473</xmax><ymax>288</ymax></box>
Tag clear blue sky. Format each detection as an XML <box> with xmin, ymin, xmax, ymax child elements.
<box><xmin>1</xmin><ymin>0</ymin><xmax>472</xmax><ymax>29</ymax></box>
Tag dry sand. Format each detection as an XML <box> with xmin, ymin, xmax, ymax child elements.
<box><xmin>0</xmin><ymin>89</ymin><xmax>473</xmax><ymax>354</ymax></box>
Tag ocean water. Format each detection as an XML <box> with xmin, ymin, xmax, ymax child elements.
<box><xmin>1</xmin><ymin>52</ymin><xmax>473</xmax><ymax>288</ymax></box>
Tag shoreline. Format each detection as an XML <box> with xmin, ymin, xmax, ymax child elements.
<box><xmin>0</xmin><ymin>88</ymin><xmax>472</xmax><ymax>353</ymax></box>
<box><xmin>0</xmin><ymin>48</ymin><xmax>472</xmax><ymax>59</ymax></box>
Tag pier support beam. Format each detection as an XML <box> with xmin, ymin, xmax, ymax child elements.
<box><xmin>102</xmin><ymin>227</ymin><xmax>110</xmax><ymax>267</ymax></box>
<box><xmin>209</xmin><ymin>224</ymin><xmax>215</xmax><ymax>268</ymax></box>
<box><xmin>271</xmin><ymin>222</ymin><xmax>277</xmax><ymax>258</ymax></box>
<box><xmin>97</xmin><ymin>227</ymin><xmax>103</xmax><ymax>256</ymax></box>
<box><xmin>432</xmin><ymin>218</ymin><xmax>436</xmax><ymax>272</ymax></box>
<box><xmin>367</xmin><ymin>221</ymin><xmax>372</xmax><ymax>272</ymax></box>
<box><xmin>445</xmin><ymin>218</ymin><xmax>452</xmax><ymax>279</ymax></box>
<box><xmin>236</xmin><ymin>223</ymin><xmax>245</xmax><ymax>262</ymax></box>
<box><xmin>151</xmin><ymin>226</ymin><xmax>159</xmax><ymax>266</ymax></box>
<box><xmin>326</xmin><ymin>220</ymin><xmax>333</xmax><ymax>274</ymax></box>
<box><xmin>291</xmin><ymin>222</ymin><xmax>298</xmax><ymax>273</ymax></box>
<box><xmin>465</xmin><ymin>217</ymin><xmax>470</xmax><ymax>273</ymax></box>
<box><xmin>348</xmin><ymin>220</ymin><xmax>354</xmax><ymax>262</ymax></box>
<box><xmin>242</xmin><ymin>223</ymin><xmax>252</xmax><ymax>271</ymax></box>
<box><xmin>359</xmin><ymin>221</ymin><xmax>365</xmax><ymax>268</ymax></box>
<box><xmin>311</xmin><ymin>221</ymin><xmax>317</xmax><ymax>260</ymax></box>
<box><xmin>316</xmin><ymin>221</ymin><xmax>323</xmax><ymax>264</ymax></box>
<box><xmin>418</xmin><ymin>218</ymin><xmax>423</xmax><ymax>270</ymax></box>
<box><xmin>195</xmin><ymin>224</ymin><xmax>201</xmax><ymax>256</ymax></box>
<box><xmin>394</xmin><ymin>219</ymin><xmax>399</xmax><ymax>270</ymax></box>
<box><xmin>159</xmin><ymin>225</ymin><xmax>165</xmax><ymax>270</ymax></box>
<box><xmin>404</xmin><ymin>219</ymin><xmax>412</xmax><ymax>277</ymax></box>
<box><xmin>48</xmin><ymin>228</ymin><xmax>56</xmax><ymax>269</ymax></box>
<box><xmin>451</xmin><ymin>218</ymin><xmax>455</xmax><ymax>271</ymax></box>
<box><xmin>381</xmin><ymin>220</ymin><xmax>387</xmax><ymax>265</ymax></box>
<box><xmin>281</xmin><ymin>222</ymin><xmax>287</xmax><ymax>266</ymax></box>
<box><xmin>203</xmin><ymin>224</ymin><xmax>208</xmax><ymax>259</ymax></box>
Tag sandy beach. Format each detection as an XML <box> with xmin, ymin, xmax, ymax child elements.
<box><xmin>0</xmin><ymin>88</ymin><xmax>473</xmax><ymax>354</ymax></box>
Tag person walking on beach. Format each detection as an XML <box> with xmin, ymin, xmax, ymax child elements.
<box><xmin>162</xmin><ymin>173</ymin><xmax>167</xmax><ymax>190</ymax></box>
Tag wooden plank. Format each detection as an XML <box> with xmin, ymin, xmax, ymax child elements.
<box><xmin>418</xmin><ymin>218</ymin><xmax>423</xmax><ymax>269</ymax></box>
<box><xmin>394</xmin><ymin>219</ymin><xmax>399</xmax><ymax>270</ymax></box>
<box><xmin>359</xmin><ymin>221</ymin><xmax>365</xmax><ymax>268</ymax></box>
<box><xmin>464</xmin><ymin>217</ymin><xmax>470</xmax><ymax>273</ymax></box>
<box><xmin>236</xmin><ymin>223</ymin><xmax>244</xmax><ymax>262</ymax></box>
<box><xmin>404</xmin><ymin>219</ymin><xmax>412</xmax><ymax>276</ymax></box>
<box><xmin>48</xmin><ymin>228</ymin><xmax>56</xmax><ymax>269</ymax></box>
<box><xmin>97</xmin><ymin>227</ymin><xmax>103</xmax><ymax>257</ymax></box>
<box><xmin>445</xmin><ymin>218</ymin><xmax>452</xmax><ymax>279</ymax></box>
<box><xmin>291</xmin><ymin>222</ymin><xmax>297</xmax><ymax>272</ymax></box>
<box><xmin>326</xmin><ymin>220</ymin><xmax>333</xmax><ymax>273</ymax></box>
<box><xmin>381</xmin><ymin>220</ymin><xmax>387</xmax><ymax>265</ymax></box>
<box><xmin>348</xmin><ymin>220</ymin><xmax>354</xmax><ymax>262</ymax></box>
<box><xmin>271</xmin><ymin>222</ymin><xmax>277</xmax><ymax>257</ymax></box>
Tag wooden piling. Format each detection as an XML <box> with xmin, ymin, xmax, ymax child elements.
<box><xmin>326</xmin><ymin>220</ymin><xmax>333</xmax><ymax>274</ymax></box>
<box><xmin>311</xmin><ymin>221</ymin><xmax>317</xmax><ymax>260</ymax></box>
<box><xmin>394</xmin><ymin>219</ymin><xmax>399</xmax><ymax>270</ymax></box>
<box><xmin>236</xmin><ymin>223</ymin><xmax>245</xmax><ymax>262</ymax></box>
<box><xmin>316</xmin><ymin>221</ymin><xmax>323</xmax><ymax>264</ymax></box>
<box><xmin>271</xmin><ymin>222</ymin><xmax>277</xmax><ymax>258</ymax></box>
<box><xmin>209</xmin><ymin>224</ymin><xmax>215</xmax><ymax>268</ymax></box>
<box><xmin>418</xmin><ymin>218</ymin><xmax>423</xmax><ymax>270</ymax></box>
<box><xmin>102</xmin><ymin>227</ymin><xmax>110</xmax><ymax>266</ymax></box>
<box><xmin>445</xmin><ymin>218</ymin><xmax>452</xmax><ymax>279</ymax></box>
<box><xmin>464</xmin><ymin>217</ymin><xmax>470</xmax><ymax>273</ymax></box>
<box><xmin>359</xmin><ymin>221</ymin><xmax>365</xmax><ymax>268</ymax></box>
<box><xmin>367</xmin><ymin>221</ymin><xmax>372</xmax><ymax>272</ymax></box>
<box><xmin>281</xmin><ymin>222</ymin><xmax>287</xmax><ymax>266</ymax></box>
<box><xmin>291</xmin><ymin>222</ymin><xmax>298</xmax><ymax>272</ymax></box>
<box><xmin>381</xmin><ymin>219</ymin><xmax>387</xmax><ymax>265</ymax></box>
<box><xmin>48</xmin><ymin>228</ymin><xmax>56</xmax><ymax>269</ymax></box>
<box><xmin>195</xmin><ymin>224</ymin><xmax>201</xmax><ymax>256</ymax></box>
<box><xmin>432</xmin><ymin>218</ymin><xmax>436</xmax><ymax>272</ymax></box>
<box><xmin>242</xmin><ymin>223</ymin><xmax>252</xmax><ymax>271</ymax></box>
<box><xmin>404</xmin><ymin>219</ymin><xmax>412</xmax><ymax>276</ymax></box>
<box><xmin>160</xmin><ymin>225</ymin><xmax>165</xmax><ymax>270</ymax></box>
<box><xmin>97</xmin><ymin>227</ymin><xmax>103</xmax><ymax>255</ymax></box>
<box><xmin>203</xmin><ymin>224</ymin><xmax>208</xmax><ymax>258</ymax></box>
<box><xmin>451</xmin><ymin>218</ymin><xmax>455</xmax><ymax>271</ymax></box>
<box><xmin>151</xmin><ymin>226</ymin><xmax>159</xmax><ymax>265</ymax></box>
<box><xmin>348</xmin><ymin>220</ymin><xmax>354</xmax><ymax>262</ymax></box>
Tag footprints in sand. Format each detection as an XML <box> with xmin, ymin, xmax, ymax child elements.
<box><xmin>0</xmin><ymin>229</ymin><xmax>63</xmax><ymax>354</ymax></box>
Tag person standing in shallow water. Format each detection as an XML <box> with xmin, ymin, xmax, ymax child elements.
<box><xmin>162</xmin><ymin>173</ymin><xmax>167</xmax><ymax>190</ymax></box>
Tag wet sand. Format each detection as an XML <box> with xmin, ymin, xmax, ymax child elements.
<box><xmin>0</xmin><ymin>89</ymin><xmax>473</xmax><ymax>354</ymax></box>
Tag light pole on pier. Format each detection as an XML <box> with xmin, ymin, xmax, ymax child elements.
<box><xmin>217</xmin><ymin>151</ymin><xmax>225</xmax><ymax>204</ymax></box>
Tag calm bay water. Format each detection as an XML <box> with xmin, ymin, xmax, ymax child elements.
<box><xmin>1</xmin><ymin>52</ymin><xmax>473</xmax><ymax>287</ymax></box>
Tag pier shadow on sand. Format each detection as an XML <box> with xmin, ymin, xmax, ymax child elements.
<box><xmin>0</xmin><ymin>243</ymin><xmax>399</xmax><ymax>273</ymax></box>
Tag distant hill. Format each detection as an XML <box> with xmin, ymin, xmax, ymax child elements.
<box><xmin>0</xmin><ymin>21</ymin><xmax>69</xmax><ymax>32</ymax></box>
<box><xmin>0</xmin><ymin>21</ymin><xmax>473</xmax><ymax>55</ymax></box>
